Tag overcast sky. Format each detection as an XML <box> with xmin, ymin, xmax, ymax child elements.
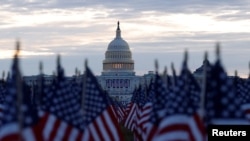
<box><xmin>0</xmin><ymin>0</ymin><xmax>250</xmax><ymax>78</ymax></box>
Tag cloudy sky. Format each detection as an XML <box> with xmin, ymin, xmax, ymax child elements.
<box><xmin>0</xmin><ymin>0</ymin><xmax>250</xmax><ymax>78</ymax></box>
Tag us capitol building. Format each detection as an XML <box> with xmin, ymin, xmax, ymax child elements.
<box><xmin>23</xmin><ymin>21</ymin><xmax>155</xmax><ymax>105</ymax></box>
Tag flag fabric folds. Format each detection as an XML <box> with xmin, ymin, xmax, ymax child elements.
<box><xmin>82</xmin><ymin>65</ymin><xmax>124</xmax><ymax>141</ymax></box>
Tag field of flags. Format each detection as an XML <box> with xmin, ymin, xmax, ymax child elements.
<box><xmin>0</xmin><ymin>41</ymin><xmax>250</xmax><ymax>141</ymax></box>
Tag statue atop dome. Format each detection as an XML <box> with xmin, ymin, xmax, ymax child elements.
<box><xmin>117</xmin><ymin>21</ymin><xmax>120</xmax><ymax>30</ymax></box>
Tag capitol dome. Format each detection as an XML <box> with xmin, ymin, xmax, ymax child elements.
<box><xmin>102</xmin><ymin>21</ymin><xmax>135</xmax><ymax>75</ymax></box>
<box><xmin>107</xmin><ymin>22</ymin><xmax>130</xmax><ymax>51</ymax></box>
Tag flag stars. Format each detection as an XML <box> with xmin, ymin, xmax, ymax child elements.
<box><xmin>228</xmin><ymin>104</ymin><xmax>236</xmax><ymax>111</ymax></box>
<box><xmin>25</xmin><ymin>116</ymin><xmax>32</xmax><ymax>125</ymax></box>
<box><xmin>222</xmin><ymin>111</ymin><xmax>229</xmax><ymax>117</ymax></box>
<box><xmin>221</xmin><ymin>98</ymin><xmax>228</xmax><ymax>105</ymax></box>
<box><xmin>228</xmin><ymin>92</ymin><xmax>234</xmax><ymax>98</ymax></box>
<box><xmin>220</xmin><ymin>85</ymin><xmax>227</xmax><ymax>93</ymax></box>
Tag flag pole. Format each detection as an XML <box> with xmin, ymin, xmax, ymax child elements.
<box><xmin>200</xmin><ymin>51</ymin><xmax>208</xmax><ymax>119</ymax></box>
<box><xmin>15</xmin><ymin>40</ymin><xmax>23</xmax><ymax>140</ymax></box>
<box><xmin>248</xmin><ymin>61</ymin><xmax>250</xmax><ymax>78</ymax></box>
<box><xmin>183</xmin><ymin>49</ymin><xmax>189</xmax><ymax>91</ymax></box>
<box><xmin>235</xmin><ymin>70</ymin><xmax>238</xmax><ymax>77</ymax></box>
<box><xmin>171</xmin><ymin>62</ymin><xmax>176</xmax><ymax>88</ymax></box>
<box><xmin>81</xmin><ymin>59</ymin><xmax>88</xmax><ymax>113</ymax></box>
<box><xmin>38</xmin><ymin>61</ymin><xmax>43</xmax><ymax>107</ymax></box>
<box><xmin>2</xmin><ymin>71</ymin><xmax>5</xmax><ymax>82</ymax></box>
<box><xmin>154</xmin><ymin>59</ymin><xmax>159</xmax><ymax>74</ymax></box>
<box><xmin>163</xmin><ymin>66</ymin><xmax>168</xmax><ymax>87</ymax></box>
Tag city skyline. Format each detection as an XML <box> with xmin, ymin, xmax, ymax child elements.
<box><xmin>0</xmin><ymin>0</ymin><xmax>250</xmax><ymax>77</ymax></box>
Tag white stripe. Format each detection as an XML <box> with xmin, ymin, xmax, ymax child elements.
<box><xmin>97</xmin><ymin>115</ymin><xmax>110</xmax><ymax>140</ymax></box>
<box><xmin>246</xmin><ymin>114</ymin><xmax>250</xmax><ymax>119</ymax></box>
<box><xmin>154</xmin><ymin>115</ymin><xmax>190</xmax><ymax>141</ymax></box>
<box><xmin>138</xmin><ymin>112</ymin><xmax>150</xmax><ymax>125</ymax></box>
<box><xmin>127</xmin><ymin>106</ymin><xmax>136</xmax><ymax>129</ymax></box>
<box><xmin>153</xmin><ymin>131</ymin><xmax>189</xmax><ymax>141</ymax></box>
<box><xmin>118</xmin><ymin>108</ymin><xmax>125</xmax><ymax>117</ymax></box>
<box><xmin>82</xmin><ymin>128</ymin><xmax>89</xmax><ymax>141</ymax></box>
<box><xmin>158</xmin><ymin>114</ymin><xmax>189</xmax><ymax>129</ymax></box>
<box><xmin>241</xmin><ymin>104</ymin><xmax>250</xmax><ymax>111</ymax></box>
<box><xmin>144</xmin><ymin>123</ymin><xmax>153</xmax><ymax>141</ymax></box>
<box><xmin>38</xmin><ymin>110</ymin><xmax>45</xmax><ymax>117</ymax></box>
<box><xmin>104</xmin><ymin>110</ymin><xmax>119</xmax><ymax>141</ymax></box>
<box><xmin>188</xmin><ymin>115</ymin><xmax>202</xmax><ymax>141</ymax></box>
<box><xmin>0</xmin><ymin>104</ymin><xmax>4</xmax><ymax>109</ymax></box>
<box><xmin>69</xmin><ymin>128</ymin><xmax>78</xmax><ymax>141</ymax></box>
<box><xmin>54</xmin><ymin>121</ymin><xmax>67</xmax><ymax>141</ymax></box>
<box><xmin>43</xmin><ymin>114</ymin><xmax>56</xmax><ymax>140</ymax></box>
<box><xmin>22</xmin><ymin>128</ymin><xmax>36</xmax><ymax>141</ymax></box>
<box><xmin>0</xmin><ymin>123</ymin><xmax>18</xmax><ymax>139</ymax></box>
<box><xmin>124</xmin><ymin>104</ymin><xmax>136</xmax><ymax>127</ymax></box>
<box><xmin>89</xmin><ymin>123</ymin><xmax>100</xmax><ymax>141</ymax></box>
<box><xmin>110</xmin><ymin>106</ymin><xmax>118</xmax><ymax>119</ymax></box>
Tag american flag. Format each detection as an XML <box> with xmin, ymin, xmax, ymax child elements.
<box><xmin>0</xmin><ymin>80</ymin><xmax>6</xmax><ymax>125</ymax></box>
<box><xmin>240</xmin><ymin>77</ymin><xmax>250</xmax><ymax>120</ymax></box>
<box><xmin>153</xmin><ymin>58</ymin><xmax>205</xmax><ymax>141</ymax></box>
<box><xmin>111</xmin><ymin>98</ymin><xmax>126</xmax><ymax>123</ymax></box>
<box><xmin>40</xmin><ymin>56</ymin><xmax>85</xmax><ymax>140</ymax></box>
<box><xmin>105</xmin><ymin>93</ymin><xmax>122</xmax><ymax>123</ymax></box>
<box><xmin>82</xmin><ymin>65</ymin><xmax>123</xmax><ymax>141</ymax></box>
<box><xmin>144</xmin><ymin>72</ymin><xmax>167</xmax><ymax>141</ymax></box>
<box><xmin>0</xmin><ymin>51</ymin><xmax>40</xmax><ymax>141</ymax></box>
<box><xmin>133</xmin><ymin>85</ymin><xmax>147</xmax><ymax>140</ymax></box>
<box><xmin>232</xmin><ymin>72</ymin><xmax>250</xmax><ymax>120</ymax></box>
<box><xmin>134</xmin><ymin>82</ymin><xmax>154</xmax><ymax>141</ymax></box>
<box><xmin>204</xmin><ymin>57</ymin><xmax>249</xmax><ymax>126</ymax></box>
<box><xmin>123</xmin><ymin>86</ymin><xmax>140</xmax><ymax>131</ymax></box>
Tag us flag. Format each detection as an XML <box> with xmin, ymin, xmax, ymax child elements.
<box><xmin>153</xmin><ymin>52</ymin><xmax>206</xmax><ymax>141</ymax></box>
<box><xmin>204</xmin><ymin>50</ymin><xmax>249</xmax><ymax>126</ymax></box>
<box><xmin>82</xmin><ymin>64</ymin><xmax>124</xmax><ymax>141</ymax></box>
<box><xmin>0</xmin><ymin>80</ymin><xmax>6</xmax><ymax>125</ymax></box>
<box><xmin>0</xmin><ymin>43</ymin><xmax>41</xmax><ymax>141</ymax></box>
<box><xmin>39</xmin><ymin>55</ymin><xmax>85</xmax><ymax>141</ymax></box>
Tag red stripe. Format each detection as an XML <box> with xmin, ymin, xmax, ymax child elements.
<box><xmin>107</xmin><ymin>107</ymin><xmax>124</xmax><ymax>141</ymax></box>
<box><xmin>124</xmin><ymin>103</ymin><xmax>133</xmax><ymax>117</ymax></box>
<box><xmin>100</xmin><ymin>110</ymin><xmax>115</xmax><ymax>141</ymax></box>
<box><xmin>193</xmin><ymin>114</ymin><xmax>206</xmax><ymax>139</ymax></box>
<box><xmin>1</xmin><ymin>133</ymin><xmax>21</xmax><ymax>141</ymax></box>
<box><xmin>93</xmin><ymin>118</ymin><xmax>105</xmax><ymax>141</ymax></box>
<box><xmin>76</xmin><ymin>132</ymin><xmax>83</xmax><ymax>141</ymax></box>
<box><xmin>188</xmin><ymin>123</ymin><xmax>195</xmax><ymax>141</ymax></box>
<box><xmin>31</xmin><ymin>113</ymin><xmax>50</xmax><ymax>141</ymax></box>
<box><xmin>245</xmin><ymin>109</ymin><xmax>250</xmax><ymax>115</ymax></box>
<box><xmin>62</xmin><ymin>125</ymin><xmax>72</xmax><ymax>141</ymax></box>
<box><xmin>48</xmin><ymin>117</ymin><xmax>61</xmax><ymax>141</ymax></box>
<box><xmin>124</xmin><ymin>104</ymin><xmax>136</xmax><ymax>130</ymax></box>
<box><xmin>89</xmin><ymin>131</ymin><xmax>95</xmax><ymax>141</ymax></box>
<box><xmin>146</xmin><ymin>124</ymin><xmax>157</xmax><ymax>141</ymax></box>
<box><xmin>158</xmin><ymin>123</ymin><xmax>193</xmax><ymax>141</ymax></box>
